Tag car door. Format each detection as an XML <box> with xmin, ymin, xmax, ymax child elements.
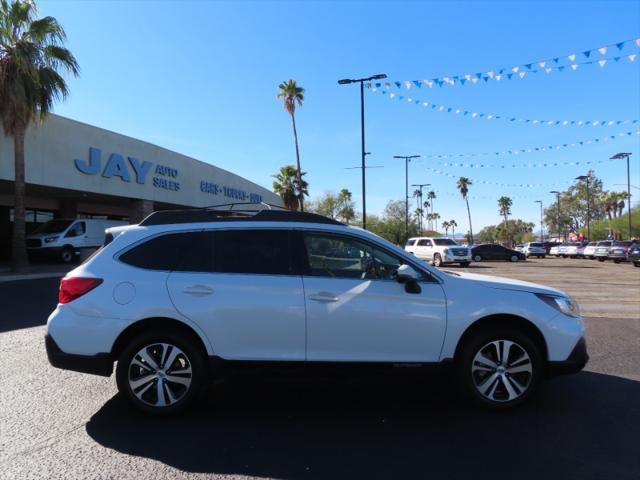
<box><xmin>167</xmin><ymin>228</ymin><xmax>306</xmax><ymax>361</ymax></box>
<box><xmin>300</xmin><ymin>231</ymin><xmax>447</xmax><ymax>363</ymax></box>
<box><xmin>415</xmin><ymin>239</ymin><xmax>433</xmax><ymax>261</ymax></box>
<box><xmin>64</xmin><ymin>221</ymin><xmax>86</xmax><ymax>248</ymax></box>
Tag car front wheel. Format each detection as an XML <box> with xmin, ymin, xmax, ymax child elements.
<box><xmin>116</xmin><ymin>328</ymin><xmax>207</xmax><ymax>415</ymax></box>
<box><xmin>510</xmin><ymin>255</ymin><xmax>520</xmax><ymax>262</ymax></box>
<box><xmin>473</xmin><ymin>254</ymin><xmax>482</xmax><ymax>262</ymax></box>
<box><xmin>433</xmin><ymin>254</ymin><xmax>442</xmax><ymax>267</ymax></box>
<box><xmin>456</xmin><ymin>328</ymin><xmax>542</xmax><ymax>409</ymax></box>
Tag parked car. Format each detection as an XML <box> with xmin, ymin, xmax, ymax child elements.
<box><xmin>471</xmin><ymin>244</ymin><xmax>526</xmax><ymax>262</ymax></box>
<box><xmin>557</xmin><ymin>244</ymin><xmax>570</xmax><ymax>258</ymax></box>
<box><xmin>405</xmin><ymin>237</ymin><xmax>471</xmax><ymax>267</ymax></box>
<box><xmin>45</xmin><ymin>208</ymin><xmax>586</xmax><ymax>414</ymax></box>
<box><xmin>521</xmin><ymin>242</ymin><xmax>546</xmax><ymax>259</ymax></box>
<box><xmin>543</xmin><ymin>241</ymin><xmax>562</xmax><ymax>254</ymax></box>
<box><xmin>565</xmin><ymin>241</ymin><xmax>589</xmax><ymax>258</ymax></box>
<box><xmin>607</xmin><ymin>240</ymin><xmax>635</xmax><ymax>263</ymax></box>
<box><xmin>629</xmin><ymin>243</ymin><xmax>640</xmax><ymax>267</ymax></box>
<box><xmin>514</xmin><ymin>244</ymin><xmax>525</xmax><ymax>253</ymax></box>
<box><xmin>593</xmin><ymin>241</ymin><xmax>613</xmax><ymax>262</ymax></box>
<box><xmin>549</xmin><ymin>245</ymin><xmax>561</xmax><ymax>257</ymax></box>
<box><xmin>582</xmin><ymin>241</ymin><xmax>598</xmax><ymax>259</ymax></box>
<box><xmin>27</xmin><ymin>218</ymin><xmax>127</xmax><ymax>263</ymax></box>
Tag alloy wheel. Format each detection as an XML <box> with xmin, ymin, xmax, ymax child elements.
<box><xmin>471</xmin><ymin>340</ymin><xmax>532</xmax><ymax>403</ymax></box>
<box><xmin>128</xmin><ymin>343</ymin><xmax>193</xmax><ymax>407</ymax></box>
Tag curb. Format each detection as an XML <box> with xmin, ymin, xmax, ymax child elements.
<box><xmin>0</xmin><ymin>272</ymin><xmax>68</xmax><ymax>283</ymax></box>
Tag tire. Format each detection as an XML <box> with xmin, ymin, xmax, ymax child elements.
<box><xmin>460</xmin><ymin>262</ymin><xmax>470</xmax><ymax>267</ymax></box>
<box><xmin>60</xmin><ymin>246</ymin><xmax>75</xmax><ymax>263</ymax></box>
<box><xmin>614</xmin><ymin>259</ymin><xmax>621</xmax><ymax>264</ymax></box>
<box><xmin>473</xmin><ymin>254</ymin><xmax>482</xmax><ymax>262</ymax></box>
<box><xmin>541</xmin><ymin>255</ymin><xmax>546</xmax><ymax>259</ymax></box>
<box><xmin>510</xmin><ymin>255</ymin><xmax>519</xmax><ymax>263</ymax></box>
<box><xmin>634</xmin><ymin>261</ymin><xmax>640</xmax><ymax>267</ymax></box>
<box><xmin>598</xmin><ymin>258</ymin><xmax>605</xmax><ymax>262</ymax></box>
<box><xmin>433</xmin><ymin>254</ymin><xmax>442</xmax><ymax>267</ymax></box>
<box><xmin>455</xmin><ymin>327</ymin><xmax>543</xmax><ymax>409</ymax></box>
<box><xmin>116</xmin><ymin>328</ymin><xmax>207</xmax><ymax>415</ymax></box>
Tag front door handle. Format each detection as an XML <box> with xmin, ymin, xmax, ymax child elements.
<box><xmin>183</xmin><ymin>285</ymin><xmax>214</xmax><ymax>296</ymax></box>
<box><xmin>309</xmin><ymin>293</ymin><xmax>339</xmax><ymax>303</ymax></box>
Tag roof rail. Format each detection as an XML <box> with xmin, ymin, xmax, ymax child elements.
<box><xmin>202</xmin><ymin>201</ymin><xmax>289</xmax><ymax>211</ymax></box>
<box><xmin>138</xmin><ymin>208</ymin><xmax>344</xmax><ymax>227</ymax></box>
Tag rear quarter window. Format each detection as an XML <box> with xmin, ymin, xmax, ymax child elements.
<box><xmin>119</xmin><ymin>231</ymin><xmax>210</xmax><ymax>271</ymax></box>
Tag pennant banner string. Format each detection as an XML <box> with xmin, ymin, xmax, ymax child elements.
<box><xmin>369</xmin><ymin>87</ymin><xmax>639</xmax><ymax>128</ymax></box>
<box><xmin>424</xmin><ymin>167</ymin><xmax>569</xmax><ymax>188</ymax></box>
<box><xmin>415</xmin><ymin>129</ymin><xmax>639</xmax><ymax>159</ymax></box>
<box><xmin>369</xmin><ymin>37</ymin><xmax>639</xmax><ymax>89</ymax></box>
<box><xmin>437</xmin><ymin>156</ymin><xmax>625</xmax><ymax>169</ymax></box>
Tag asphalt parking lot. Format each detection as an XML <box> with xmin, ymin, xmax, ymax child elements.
<box><xmin>1</xmin><ymin>258</ymin><xmax>639</xmax><ymax>479</ymax></box>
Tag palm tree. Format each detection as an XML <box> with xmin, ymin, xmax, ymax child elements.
<box><xmin>457</xmin><ymin>177</ymin><xmax>474</xmax><ymax>245</ymax></box>
<box><xmin>277</xmin><ymin>79</ymin><xmax>305</xmax><ymax>211</ymax></box>
<box><xmin>449</xmin><ymin>219</ymin><xmax>458</xmax><ymax>238</ymax></box>
<box><xmin>423</xmin><ymin>200</ymin><xmax>430</xmax><ymax>229</ymax></box>
<box><xmin>427</xmin><ymin>190</ymin><xmax>436</xmax><ymax>229</ymax></box>
<box><xmin>442</xmin><ymin>220</ymin><xmax>450</xmax><ymax>237</ymax></box>
<box><xmin>1</xmin><ymin>1</ymin><xmax>79</xmax><ymax>272</ymax></box>
<box><xmin>498</xmin><ymin>196</ymin><xmax>513</xmax><ymax>244</ymax></box>
<box><xmin>272</xmin><ymin>165</ymin><xmax>308</xmax><ymax>211</ymax></box>
<box><xmin>433</xmin><ymin>212</ymin><xmax>441</xmax><ymax>232</ymax></box>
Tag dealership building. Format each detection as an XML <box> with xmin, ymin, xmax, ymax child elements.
<box><xmin>0</xmin><ymin>114</ymin><xmax>283</xmax><ymax>259</ymax></box>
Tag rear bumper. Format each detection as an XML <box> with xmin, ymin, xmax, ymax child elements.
<box><xmin>547</xmin><ymin>337</ymin><xmax>588</xmax><ymax>376</ymax></box>
<box><xmin>45</xmin><ymin>334</ymin><xmax>113</xmax><ymax>377</ymax></box>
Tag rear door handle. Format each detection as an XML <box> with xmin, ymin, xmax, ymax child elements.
<box><xmin>183</xmin><ymin>285</ymin><xmax>214</xmax><ymax>296</ymax></box>
<box><xmin>309</xmin><ymin>293</ymin><xmax>339</xmax><ymax>303</ymax></box>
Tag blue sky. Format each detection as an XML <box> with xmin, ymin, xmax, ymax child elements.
<box><xmin>40</xmin><ymin>0</ymin><xmax>640</xmax><ymax>233</ymax></box>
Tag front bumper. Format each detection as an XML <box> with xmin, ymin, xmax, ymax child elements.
<box><xmin>45</xmin><ymin>334</ymin><xmax>113</xmax><ymax>377</ymax></box>
<box><xmin>547</xmin><ymin>337</ymin><xmax>588</xmax><ymax>376</ymax></box>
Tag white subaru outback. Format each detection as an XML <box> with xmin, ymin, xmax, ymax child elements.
<box><xmin>45</xmin><ymin>208</ymin><xmax>588</xmax><ymax>414</ymax></box>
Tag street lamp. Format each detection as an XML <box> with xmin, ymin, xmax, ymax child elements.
<box><xmin>411</xmin><ymin>183</ymin><xmax>430</xmax><ymax>233</ymax></box>
<box><xmin>550</xmin><ymin>191</ymin><xmax>562</xmax><ymax>241</ymax></box>
<box><xmin>534</xmin><ymin>200</ymin><xmax>544</xmax><ymax>242</ymax></box>
<box><xmin>576</xmin><ymin>174</ymin><xmax>591</xmax><ymax>240</ymax></box>
<box><xmin>610</xmin><ymin>152</ymin><xmax>633</xmax><ymax>239</ymax></box>
<box><xmin>338</xmin><ymin>73</ymin><xmax>387</xmax><ymax>230</ymax></box>
<box><xmin>394</xmin><ymin>155</ymin><xmax>421</xmax><ymax>239</ymax></box>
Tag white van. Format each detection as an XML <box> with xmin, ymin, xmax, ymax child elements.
<box><xmin>27</xmin><ymin>218</ymin><xmax>128</xmax><ymax>263</ymax></box>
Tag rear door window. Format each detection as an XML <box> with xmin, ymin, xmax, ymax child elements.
<box><xmin>212</xmin><ymin>229</ymin><xmax>291</xmax><ymax>275</ymax></box>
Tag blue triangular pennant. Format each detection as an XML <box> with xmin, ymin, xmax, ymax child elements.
<box><xmin>394</xmin><ymin>81</ymin><xmax>401</xmax><ymax>88</ymax></box>
<box><xmin>413</xmin><ymin>80</ymin><xmax>421</xmax><ymax>88</ymax></box>
<box><xmin>507</xmin><ymin>73</ymin><xmax>513</xmax><ymax>79</ymax></box>
<box><xmin>583</xmin><ymin>50</ymin><xmax>591</xmax><ymax>58</ymax></box>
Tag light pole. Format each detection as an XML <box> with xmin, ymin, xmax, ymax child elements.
<box><xmin>576</xmin><ymin>174</ymin><xmax>591</xmax><ymax>240</ymax></box>
<box><xmin>550</xmin><ymin>191</ymin><xmax>562</xmax><ymax>241</ymax></box>
<box><xmin>394</xmin><ymin>155</ymin><xmax>421</xmax><ymax>239</ymax></box>
<box><xmin>338</xmin><ymin>73</ymin><xmax>387</xmax><ymax>230</ymax></box>
<box><xmin>610</xmin><ymin>153</ymin><xmax>633</xmax><ymax>239</ymax></box>
<box><xmin>411</xmin><ymin>183</ymin><xmax>430</xmax><ymax>234</ymax></box>
<box><xmin>535</xmin><ymin>200</ymin><xmax>544</xmax><ymax>241</ymax></box>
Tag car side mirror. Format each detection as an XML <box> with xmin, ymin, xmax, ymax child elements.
<box><xmin>396</xmin><ymin>264</ymin><xmax>422</xmax><ymax>294</ymax></box>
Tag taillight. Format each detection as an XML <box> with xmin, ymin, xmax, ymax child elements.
<box><xmin>59</xmin><ymin>277</ymin><xmax>103</xmax><ymax>304</ymax></box>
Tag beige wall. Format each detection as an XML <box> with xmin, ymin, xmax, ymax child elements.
<box><xmin>0</xmin><ymin>114</ymin><xmax>282</xmax><ymax>209</ymax></box>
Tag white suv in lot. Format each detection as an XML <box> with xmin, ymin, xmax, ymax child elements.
<box><xmin>46</xmin><ymin>208</ymin><xmax>587</xmax><ymax>414</ymax></box>
<box><xmin>405</xmin><ymin>237</ymin><xmax>472</xmax><ymax>267</ymax></box>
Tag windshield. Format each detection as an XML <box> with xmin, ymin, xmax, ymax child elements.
<box><xmin>32</xmin><ymin>220</ymin><xmax>73</xmax><ymax>234</ymax></box>
<box><xmin>433</xmin><ymin>239</ymin><xmax>458</xmax><ymax>246</ymax></box>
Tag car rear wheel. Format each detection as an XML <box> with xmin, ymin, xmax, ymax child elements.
<box><xmin>456</xmin><ymin>328</ymin><xmax>542</xmax><ymax>409</ymax></box>
<box><xmin>116</xmin><ymin>328</ymin><xmax>207</xmax><ymax>415</ymax></box>
<box><xmin>598</xmin><ymin>258</ymin><xmax>605</xmax><ymax>262</ymax></box>
<box><xmin>510</xmin><ymin>255</ymin><xmax>519</xmax><ymax>262</ymax></box>
<box><xmin>60</xmin><ymin>247</ymin><xmax>75</xmax><ymax>263</ymax></box>
<box><xmin>433</xmin><ymin>254</ymin><xmax>442</xmax><ymax>267</ymax></box>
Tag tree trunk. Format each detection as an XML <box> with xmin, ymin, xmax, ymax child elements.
<box><xmin>290</xmin><ymin>113</ymin><xmax>304</xmax><ymax>212</ymax></box>
<box><xmin>12</xmin><ymin>124</ymin><xmax>29</xmax><ymax>273</ymax></box>
<box><xmin>465</xmin><ymin>198</ymin><xmax>474</xmax><ymax>245</ymax></box>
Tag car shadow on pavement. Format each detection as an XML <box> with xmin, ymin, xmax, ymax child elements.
<box><xmin>86</xmin><ymin>371</ymin><xmax>640</xmax><ymax>479</ymax></box>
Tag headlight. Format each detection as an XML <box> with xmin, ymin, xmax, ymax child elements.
<box><xmin>536</xmin><ymin>293</ymin><xmax>580</xmax><ymax>317</ymax></box>
<box><xmin>44</xmin><ymin>236</ymin><xmax>59</xmax><ymax>243</ymax></box>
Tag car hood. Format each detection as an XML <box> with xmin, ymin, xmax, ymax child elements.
<box><xmin>446</xmin><ymin>271</ymin><xmax>566</xmax><ymax>296</ymax></box>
